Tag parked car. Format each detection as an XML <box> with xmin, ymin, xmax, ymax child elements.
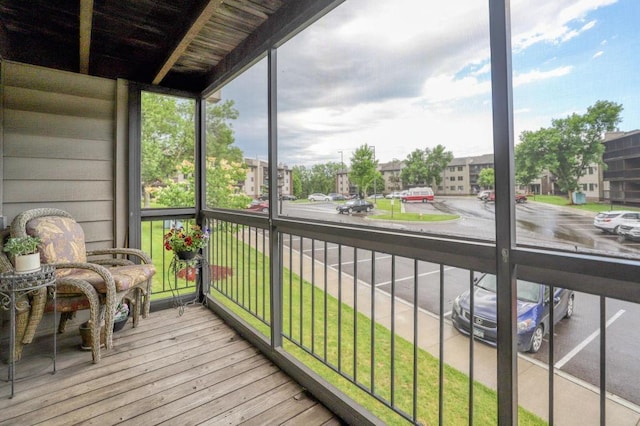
<box><xmin>246</xmin><ymin>200</ymin><xmax>269</xmax><ymax>213</ymax></box>
<box><xmin>326</xmin><ymin>193</ymin><xmax>346</xmax><ymax>201</ymax></box>
<box><xmin>485</xmin><ymin>191</ymin><xmax>527</xmax><ymax>203</ymax></box>
<box><xmin>477</xmin><ymin>190</ymin><xmax>492</xmax><ymax>200</ymax></box>
<box><xmin>617</xmin><ymin>222</ymin><xmax>640</xmax><ymax>241</ymax></box>
<box><xmin>308</xmin><ymin>193</ymin><xmax>327</xmax><ymax>201</ymax></box>
<box><xmin>279</xmin><ymin>194</ymin><xmax>297</xmax><ymax>201</ymax></box>
<box><xmin>451</xmin><ymin>274</ymin><xmax>574</xmax><ymax>353</ymax></box>
<box><xmin>593</xmin><ymin>210</ymin><xmax>640</xmax><ymax>234</ymax></box>
<box><xmin>368</xmin><ymin>194</ymin><xmax>385</xmax><ymax>199</ymax></box>
<box><xmin>385</xmin><ymin>191</ymin><xmax>407</xmax><ymax>199</ymax></box>
<box><xmin>401</xmin><ymin>187</ymin><xmax>434</xmax><ymax>203</ymax></box>
<box><xmin>336</xmin><ymin>199</ymin><xmax>374</xmax><ymax>214</ymax></box>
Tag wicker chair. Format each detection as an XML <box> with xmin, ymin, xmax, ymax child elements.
<box><xmin>10</xmin><ymin>208</ymin><xmax>156</xmax><ymax>362</ymax></box>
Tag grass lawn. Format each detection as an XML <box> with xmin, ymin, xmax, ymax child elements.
<box><xmin>529</xmin><ymin>194</ymin><xmax>640</xmax><ymax>213</ymax></box>
<box><xmin>370</xmin><ymin>199</ymin><xmax>459</xmax><ymax>222</ymax></box>
<box><xmin>210</xmin><ymin>232</ymin><xmax>544</xmax><ymax>425</ymax></box>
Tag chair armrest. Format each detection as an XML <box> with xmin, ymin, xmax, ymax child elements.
<box><xmin>87</xmin><ymin>248</ymin><xmax>153</xmax><ymax>265</ymax></box>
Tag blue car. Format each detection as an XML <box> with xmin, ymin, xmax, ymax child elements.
<box><xmin>451</xmin><ymin>274</ymin><xmax>574</xmax><ymax>353</ymax></box>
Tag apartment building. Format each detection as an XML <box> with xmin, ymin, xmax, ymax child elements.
<box><xmin>603</xmin><ymin>130</ymin><xmax>640</xmax><ymax>205</ymax></box>
<box><xmin>242</xmin><ymin>158</ymin><xmax>293</xmax><ymax>199</ymax></box>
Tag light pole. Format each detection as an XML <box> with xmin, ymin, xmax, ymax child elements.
<box><xmin>372</xmin><ymin>145</ymin><xmax>377</xmax><ymax>205</ymax></box>
<box><xmin>338</xmin><ymin>150</ymin><xmax>344</xmax><ymax>194</ymax></box>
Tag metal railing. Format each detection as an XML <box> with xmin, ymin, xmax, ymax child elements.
<box><xmin>140</xmin><ymin>216</ymin><xmax>200</xmax><ymax>302</ymax></box>
<box><xmin>196</xmin><ymin>210</ymin><xmax>639</xmax><ymax>425</ymax></box>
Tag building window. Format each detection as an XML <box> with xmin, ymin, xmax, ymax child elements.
<box><xmin>582</xmin><ymin>184</ymin><xmax>588</xmax><ymax>191</ymax></box>
<box><xmin>450</xmin><ymin>176</ymin><xmax>455</xmax><ymax>181</ymax></box>
<box><xmin>457</xmin><ymin>166</ymin><xmax>463</xmax><ymax>171</ymax></box>
<box><xmin>458</xmin><ymin>185</ymin><xmax>464</xmax><ymax>191</ymax></box>
<box><xmin>588</xmin><ymin>167</ymin><xmax>594</xmax><ymax>175</ymax></box>
<box><xmin>590</xmin><ymin>183</ymin><xmax>596</xmax><ymax>191</ymax></box>
<box><xmin>457</xmin><ymin>176</ymin><xmax>463</xmax><ymax>181</ymax></box>
<box><xmin>438</xmin><ymin>186</ymin><xmax>443</xmax><ymax>190</ymax></box>
<box><xmin>450</xmin><ymin>186</ymin><xmax>456</xmax><ymax>191</ymax></box>
<box><xmin>448</xmin><ymin>167</ymin><xmax>455</xmax><ymax>172</ymax></box>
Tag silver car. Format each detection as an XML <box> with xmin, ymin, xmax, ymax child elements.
<box><xmin>307</xmin><ymin>193</ymin><xmax>327</xmax><ymax>201</ymax></box>
<box><xmin>593</xmin><ymin>211</ymin><xmax>640</xmax><ymax>234</ymax></box>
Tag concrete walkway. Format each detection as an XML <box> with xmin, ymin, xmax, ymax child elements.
<box><xmin>280</xmin><ymin>239</ymin><xmax>640</xmax><ymax>425</ymax></box>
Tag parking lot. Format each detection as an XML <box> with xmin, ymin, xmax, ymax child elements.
<box><xmin>279</xmin><ymin>197</ymin><xmax>640</xmax><ymax>408</ymax></box>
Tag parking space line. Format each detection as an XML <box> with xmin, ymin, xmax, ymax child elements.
<box><xmin>329</xmin><ymin>254</ymin><xmax>393</xmax><ymax>267</ymax></box>
<box><xmin>554</xmin><ymin>309</ymin><xmax>625</xmax><ymax>369</ymax></box>
<box><xmin>375</xmin><ymin>266</ymin><xmax>455</xmax><ymax>287</ymax></box>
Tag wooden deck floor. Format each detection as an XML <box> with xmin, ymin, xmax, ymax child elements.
<box><xmin>0</xmin><ymin>305</ymin><xmax>341</xmax><ymax>425</ymax></box>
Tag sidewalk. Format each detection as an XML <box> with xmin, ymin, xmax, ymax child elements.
<box><xmin>281</xmin><ymin>243</ymin><xmax>640</xmax><ymax>425</ymax></box>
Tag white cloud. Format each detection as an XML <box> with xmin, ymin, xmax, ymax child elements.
<box><xmin>513</xmin><ymin>66</ymin><xmax>573</xmax><ymax>86</ymax></box>
<box><xmin>592</xmin><ymin>50</ymin><xmax>604</xmax><ymax>58</ymax></box>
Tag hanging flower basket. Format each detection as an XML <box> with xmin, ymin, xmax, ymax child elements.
<box><xmin>176</xmin><ymin>250</ymin><xmax>197</xmax><ymax>261</ymax></box>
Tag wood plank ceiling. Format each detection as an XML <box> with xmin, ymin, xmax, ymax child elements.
<box><xmin>0</xmin><ymin>0</ymin><xmax>285</xmax><ymax>93</ymax></box>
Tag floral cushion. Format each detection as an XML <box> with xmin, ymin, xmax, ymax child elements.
<box><xmin>27</xmin><ymin>216</ymin><xmax>87</xmax><ymax>277</ymax></box>
<box><xmin>55</xmin><ymin>264</ymin><xmax>156</xmax><ymax>294</ymax></box>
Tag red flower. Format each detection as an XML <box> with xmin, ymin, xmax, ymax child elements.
<box><xmin>185</xmin><ymin>236</ymin><xmax>193</xmax><ymax>246</ymax></box>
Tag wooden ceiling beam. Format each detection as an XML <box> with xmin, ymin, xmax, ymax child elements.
<box><xmin>79</xmin><ymin>0</ymin><xmax>93</xmax><ymax>74</ymax></box>
<box><xmin>153</xmin><ymin>0</ymin><xmax>225</xmax><ymax>85</ymax></box>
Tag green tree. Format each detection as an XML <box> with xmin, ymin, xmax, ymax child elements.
<box><xmin>141</xmin><ymin>93</ymin><xmax>196</xmax><ymax>207</ymax></box>
<box><xmin>205</xmin><ymin>99</ymin><xmax>243</xmax><ymax>163</ymax></box>
<box><xmin>349</xmin><ymin>145</ymin><xmax>379</xmax><ymax>196</ymax></box>
<box><xmin>518</xmin><ymin>100</ymin><xmax>622</xmax><ymax>202</ymax></box>
<box><xmin>291</xmin><ymin>168</ymin><xmax>302</xmax><ymax>198</ymax></box>
<box><xmin>515</xmin><ymin>131</ymin><xmax>547</xmax><ymax>189</ymax></box>
<box><xmin>425</xmin><ymin>145</ymin><xmax>454</xmax><ymax>187</ymax></box>
<box><xmin>309</xmin><ymin>162</ymin><xmax>342</xmax><ymax>195</ymax></box>
<box><xmin>400</xmin><ymin>149</ymin><xmax>428</xmax><ymax>187</ymax></box>
<box><xmin>478</xmin><ymin>168</ymin><xmax>495</xmax><ymax>189</ymax></box>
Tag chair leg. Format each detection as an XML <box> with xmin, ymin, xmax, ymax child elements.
<box><xmin>58</xmin><ymin>312</ymin><xmax>76</xmax><ymax>333</ymax></box>
<box><xmin>143</xmin><ymin>279</ymin><xmax>151</xmax><ymax>318</ymax></box>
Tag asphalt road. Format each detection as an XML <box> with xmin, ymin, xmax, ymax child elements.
<box><xmin>278</xmin><ymin>198</ymin><xmax>640</xmax><ymax>406</ymax></box>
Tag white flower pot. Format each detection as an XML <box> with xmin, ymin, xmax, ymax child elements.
<box><xmin>14</xmin><ymin>253</ymin><xmax>41</xmax><ymax>274</ymax></box>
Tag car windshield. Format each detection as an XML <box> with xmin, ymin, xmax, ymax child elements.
<box><xmin>475</xmin><ymin>275</ymin><xmax>541</xmax><ymax>303</ymax></box>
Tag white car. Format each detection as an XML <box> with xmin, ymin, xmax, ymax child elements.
<box><xmin>617</xmin><ymin>222</ymin><xmax>640</xmax><ymax>241</ymax></box>
<box><xmin>593</xmin><ymin>211</ymin><xmax>640</xmax><ymax>234</ymax></box>
<box><xmin>385</xmin><ymin>191</ymin><xmax>407</xmax><ymax>199</ymax></box>
<box><xmin>307</xmin><ymin>193</ymin><xmax>327</xmax><ymax>201</ymax></box>
<box><xmin>477</xmin><ymin>190</ymin><xmax>491</xmax><ymax>200</ymax></box>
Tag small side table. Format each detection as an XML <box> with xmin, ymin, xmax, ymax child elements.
<box><xmin>0</xmin><ymin>265</ymin><xmax>56</xmax><ymax>398</ymax></box>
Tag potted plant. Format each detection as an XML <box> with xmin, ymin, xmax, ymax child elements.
<box><xmin>3</xmin><ymin>235</ymin><xmax>42</xmax><ymax>274</ymax></box>
<box><xmin>163</xmin><ymin>225</ymin><xmax>209</xmax><ymax>260</ymax></box>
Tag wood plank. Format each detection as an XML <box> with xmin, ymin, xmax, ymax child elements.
<box><xmin>242</xmin><ymin>393</ymin><xmax>331</xmax><ymax>425</ymax></box>
<box><xmin>4</xmin><ymin>86</ymin><xmax>114</xmax><ymax>119</ymax></box>
<box><xmin>280</xmin><ymin>403</ymin><xmax>338</xmax><ymax>426</ymax></box>
<box><xmin>3</xmin><ymin>180</ymin><xmax>113</xmax><ymax>203</ymax></box>
<box><xmin>201</xmin><ymin>381</ymin><xmax>305</xmax><ymax>425</ymax></box>
<box><xmin>0</xmin><ymin>306</ymin><xmax>341</xmax><ymax>425</ymax></box>
<box><xmin>4</xmin><ymin>109</ymin><xmax>113</xmax><ymax>141</ymax></box>
<box><xmin>4</xmin><ymin>133</ymin><xmax>112</xmax><ymax>161</ymax></box>
<box><xmin>127</xmin><ymin>371</ymin><xmax>292</xmax><ymax>425</ymax></box>
<box><xmin>3</xmin><ymin>61</ymin><xmax>116</xmax><ymax>100</ymax></box>
<box><xmin>4</xmin><ymin>158</ymin><xmax>111</xmax><ymax>181</ymax></box>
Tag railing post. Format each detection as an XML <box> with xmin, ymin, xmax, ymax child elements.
<box><xmin>268</xmin><ymin>47</ymin><xmax>283</xmax><ymax>348</ymax></box>
<box><xmin>489</xmin><ymin>0</ymin><xmax>518</xmax><ymax>424</ymax></box>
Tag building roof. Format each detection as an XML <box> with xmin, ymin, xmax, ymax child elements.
<box><xmin>448</xmin><ymin>153</ymin><xmax>494</xmax><ymax>167</ymax></box>
<box><xmin>0</xmin><ymin>0</ymin><xmax>335</xmax><ymax>94</ymax></box>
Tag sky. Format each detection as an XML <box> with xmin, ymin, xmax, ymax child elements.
<box><xmin>220</xmin><ymin>0</ymin><xmax>640</xmax><ymax>167</ymax></box>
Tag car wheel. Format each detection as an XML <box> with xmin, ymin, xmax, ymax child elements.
<box><xmin>565</xmin><ymin>295</ymin><xmax>574</xmax><ymax>319</ymax></box>
<box><xmin>262</xmin><ymin>208</ymin><xmax>269</xmax><ymax>213</ymax></box>
<box><xmin>528</xmin><ymin>325</ymin><xmax>544</xmax><ymax>353</ymax></box>
<box><xmin>612</xmin><ymin>225</ymin><xmax>620</xmax><ymax>235</ymax></box>
<box><xmin>367</xmin><ymin>206</ymin><xmax>372</xmax><ymax>212</ymax></box>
